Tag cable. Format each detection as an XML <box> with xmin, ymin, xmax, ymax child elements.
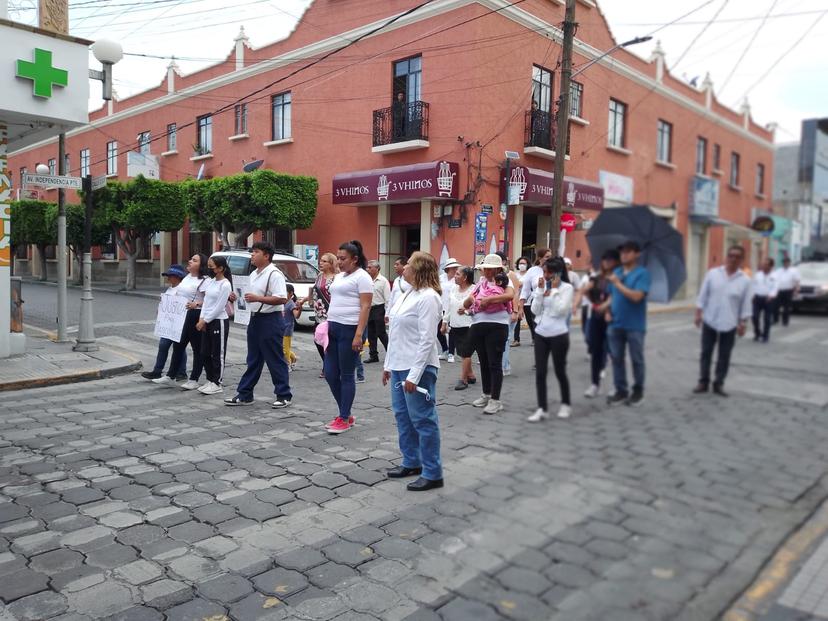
<box><xmin>718</xmin><ymin>0</ymin><xmax>780</xmax><ymax>96</ymax></box>
<box><xmin>615</xmin><ymin>8</ymin><xmax>828</xmax><ymax>27</ymax></box>
<box><xmin>670</xmin><ymin>0</ymin><xmax>730</xmax><ymax>71</ymax></box>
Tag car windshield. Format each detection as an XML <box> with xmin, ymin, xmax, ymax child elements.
<box><xmin>798</xmin><ymin>263</ymin><xmax>828</xmax><ymax>282</ymax></box>
<box><xmin>273</xmin><ymin>260</ymin><xmax>319</xmax><ymax>283</ymax></box>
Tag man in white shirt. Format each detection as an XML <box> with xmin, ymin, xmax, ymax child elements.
<box><xmin>693</xmin><ymin>245</ymin><xmax>752</xmax><ymax>397</ymax></box>
<box><xmin>225</xmin><ymin>242</ymin><xmax>292</xmax><ymax>408</ymax></box>
<box><xmin>751</xmin><ymin>257</ymin><xmax>778</xmax><ymax>343</ymax></box>
<box><xmin>518</xmin><ymin>248</ymin><xmax>552</xmax><ymax>344</ymax></box>
<box><xmin>364</xmin><ymin>260</ymin><xmax>391</xmax><ymax>363</ymax></box>
<box><xmin>387</xmin><ymin>256</ymin><xmax>411</xmax><ymax>320</ymax></box>
<box><xmin>772</xmin><ymin>257</ymin><xmax>800</xmax><ymax>327</ymax></box>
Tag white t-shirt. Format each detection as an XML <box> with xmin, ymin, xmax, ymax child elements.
<box><xmin>176</xmin><ymin>274</ymin><xmax>206</xmax><ymax>304</ymax></box>
<box><xmin>248</xmin><ymin>263</ymin><xmax>287</xmax><ymax>314</ymax></box>
<box><xmin>520</xmin><ymin>265</ymin><xmax>544</xmax><ymax>301</ymax></box>
<box><xmin>200</xmin><ymin>278</ymin><xmax>232</xmax><ymax>323</ymax></box>
<box><xmin>773</xmin><ymin>266</ymin><xmax>800</xmax><ymax>291</ymax></box>
<box><xmin>327</xmin><ymin>268</ymin><xmax>374</xmax><ymax>325</ymax></box>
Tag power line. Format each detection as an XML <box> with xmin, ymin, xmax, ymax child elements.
<box><xmin>670</xmin><ymin>0</ymin><xmax>730</xmax><ymax>71</ymax></box>
<box><xmin>718</xmin><ymin>0</ymin><xmax>780</xmax><ymax>97</ymax></box>
<box><xmin>615</xmin><ymin>8</ymin><xmax>828</xmax><ymax>27</ymax></box>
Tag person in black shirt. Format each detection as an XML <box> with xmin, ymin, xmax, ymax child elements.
<box><xmin>581</xmin><ymin>249</ymin><xmax>620</xmax><ymax>398</ymax></box>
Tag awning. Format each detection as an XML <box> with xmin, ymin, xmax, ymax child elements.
<box><xmin>690</xmin><ymin>214</ymin><xmax>731</xmax><ymax>226</ymax></box>
<box><xmin>332</xmin><ymin>161</ymin><xmax>460</xmax><ymax>205</ymax></box>
<box><xmin>500</xmin><ymin>166</ymin><xmax>604</xmax><ymax>211</ymax></box>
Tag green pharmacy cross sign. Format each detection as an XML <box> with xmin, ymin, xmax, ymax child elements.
<box><xmin>16</xmin><ymin>48</ymin><xmax>69</xmax><ymax>98</ymax></box>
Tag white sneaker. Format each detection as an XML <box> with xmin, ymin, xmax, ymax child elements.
<box><xmin>472</xmin><ymin>395</ymin><xmax>490</xmax><ymax>408</ymax></box>
<box><xmin>527</xmin><ymin>408</ymin><xmax>548</xmax><ymax>422</ymax></box>
<box><xmin>483</xmin><ymin>399</ymin><xmax>503</xmax><ymax>415</ymax></box>
<box><xmin>152</xmin><ymin>376</ymin><xmax>177</xmax><ymax>387</ymax></box>
<box><xmin>600</xmin><ymin>369</ymin><xmax>606</xmax><ymax>379</ymax></box>
<box><xmin>503</xmin><ymin>369</ymin><xmax>511</xmax><ymax>376</ymax></box>
<box><xmin>583</xmin><ymin>384</ymin><xmax>599</xmax><ymax>398</ymax></box>
<box><xmin>438</xmin><ymin>352</ymin><xmax>448</xmax><ymax>361</ymax></box>
<box><xmin>447</xmin><ymin>354</ymin><xmax>455</xmax><ymax>363</ymax></box>
<box><xmin>180</xmin><ymin>380</ymin><xmax>200</xmax><ymax>391</ymax></box>
<box><xmin>556</xmin><ymin>404</ymin><xmax>572</xmax><ymax>419</ymax></box>
<box><xmin>199</xmin><ymin>382</ymin><xmax>223</xmax><ymax>395</ymax></box>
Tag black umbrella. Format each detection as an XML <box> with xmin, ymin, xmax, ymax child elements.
<box><xmin>585</xmin><ymin>205</ymin><xmax>686</xmax><ymax>303</ymax></box>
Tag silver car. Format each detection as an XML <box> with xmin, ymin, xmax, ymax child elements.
<box><xmin>211</xmin><ymin>250</ymin><xmax>320</xmax><ymax>327</ymax></box>
<box><xmin>793</xmin><ymin>262</ymin><xmax>828</xmax><ymax>313</ymax></box>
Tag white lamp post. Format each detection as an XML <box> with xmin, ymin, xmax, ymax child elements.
<box><xmin>89</xmin><ymin>39</ymin><xmax>123</xmax><ymax>101</ymax></box>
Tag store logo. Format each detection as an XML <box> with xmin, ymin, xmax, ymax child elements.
<box><xmin>509</xmin><ymin>167</ymin><xmax>527</xmax><ymax>202</ymax></box>
<box><xmin>16</xmin><ymin>48</ymin><xmax>68</xmax><ymax>98</ymax></box>
<box><xmin>437</xmin><ymin>161</ymin><xmax>456</xmax><ymax>197</ymax></box>
<box><xmin>377</xmin><ymin>174</ymin><xmax>390</xmax><ymax>201</ymax></box>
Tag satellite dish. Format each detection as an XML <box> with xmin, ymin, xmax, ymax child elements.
<box><xmin>243</xmin><ymin>159</ymin><xmax>264</xmax><ymax>173</ymax></box>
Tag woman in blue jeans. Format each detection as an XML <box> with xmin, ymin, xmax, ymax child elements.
<box><xmin>383</xmin><ymin>251</ymin><xmax>444</xmax><ymax>491</ymax></box>
<box><xmin>324</xmin><ymin>240</ymin><xmax>373</xmax><ymax>435</ymax></box>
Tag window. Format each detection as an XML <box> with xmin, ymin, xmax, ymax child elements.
<box><xmin>19</xmin><ymin>167</ymin><xmax>26</xmax><ymax>186</ymax></box>
<box><xmin>393</xmin><ymin>55</ymin><xmax>422</xmax><ymax>104</ymax></box>
<box><xmin>234</xmin><ymin>104</ymin><xmax>248</xmax><ymax>136</ymax></box>
<box><xmin>569</xmin><ymin>81</ymin><xmax>584</xmax><ymax>118</ymax></box>
<box><xmin>196</xmin><ymin>115</ymin><xmax>212</xmax><ymax>154</ymax></box>
<box><xmin>63</xmin><ymin>154</ymin><xmax>70</xmax><ymax>175</ymax></box>
<box><xmin>756</xmin><ymin>163</ymin><xmax>765</xmax><ymax>195</ymax></box>
<box><xmin>730</xmin><ymin>152</ymin><xmax>740</xmax><ymax>187</ymax></box>
<box><xmin>167</xmin><ymin>123</ymin><xmax>177</xmax><ymax>152</ymax></box>
<box><xmin>106</xmin><ymin>141</ymin><xmax>117</xmax><ymax>176</ymax></box>
<box><xmin>48</xmin><ymin>159</ymin><xmax>56</xmax><ymax>175</ymax></box>
<box><xmin>712</xmin><ymin>143</ymin><xmax>721</xmax><ymax>171</ymax></box>
<box><xmin>80</xmin><ymin>149</ymin><xmax>90</xmax><ymax>177</ymax></box>
<box><xmin>137</xmin><ymin>131</ymin><xmax>151</xmax><ymax>155</ymax></box>
<box><xmin>608</xmin><ymin>98</ymin><xmax>627</xmax><ymax>148</ymax></box>
<box><xmin>656</xmin><ymin>120</ymin><xmax>672</xmax><ymax>163</ymax></box>
<box><xmin>531</xmin><ymin>65</ymin><xmax>553</xmax><ymax>114</ymax></box>
<box><xmin>271</xmin><ymin>92</ymin><xmax>292</xmax><ymax>141</ymax></box>
<box><xmin>696</xmin><ymin>137</ymin><xmax>707</xmax><ymax>175</ymax></box>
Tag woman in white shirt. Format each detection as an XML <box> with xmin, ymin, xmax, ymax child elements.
<box><xmin>153</xmin><ymin>253</ymin><xmax>208</xmax><ymax>390</ymax></box>
<box><xmin>196</xmin><ymin>256</ymin><xmax>232</xmax><ymax>396</ymax></box>
<box><xmin>324</xmin><ymin>240</ymin><xmax>373</xmax><ymax>435</ymax></box>
<box><xmin>383</xmin><ymin>251</ymin><xmax>444</xmax><ymax>492</ymax></box>
<box><xmin>512</xmin><ymin>256</ymin><xmax>530</xmax><ymax>346</ymax></box>
<box><xmin>528</xmin><ymin>256</ymin><xmax>574</xmax><ymax>421</ymax></box>
<box><xmin>442</xmin><ymin>266</ymin><xmax>476</xmax><ymax>390</ymax></box>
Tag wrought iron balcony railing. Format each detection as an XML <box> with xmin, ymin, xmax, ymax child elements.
<box><xmin>373</xmin><ymin>100</ymin><xmax>429</xmax><ymax>147</ymax></box>
<box><xmin>525</xmin><ymin>108</ymin><xmax>554</xmax><ymax>150</ymax></box>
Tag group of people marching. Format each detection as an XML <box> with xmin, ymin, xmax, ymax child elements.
<box><xmin>140</xmin><ymin>235</ymin><xmax>796</xmax><ymax>493</ymax></box>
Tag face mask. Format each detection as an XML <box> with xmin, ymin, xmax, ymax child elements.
<box><xmin>206</xmin><ymin>268</ymin><xmax>216</xmax><ymax>278</ymax></box>
<box><xmin>518</xmin><ymin>263</ymin><xmax>527</xmax><ymax>272</ymax></box>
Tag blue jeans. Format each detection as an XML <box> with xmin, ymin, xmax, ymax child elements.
<box><xmin>236</xmin><ymin>313</ymin><xmax>292</xmax><ymax>401</ymax></box>
<box><xmin>390</xmin><ymin>366</ymin><xmax>442</xmax><ymax>481</ymax></box>
<box><xmin>607</xmin><ymin>327</ymin><xmax>645</xmax><ymax>395</ymax></box>
<box><xmin>325</xmin><ymin>322</ymin><xmax>359</xmax><ymax>421</ymax></box>
<box><xmin>154</xmin><ymin>338</ymin><xmax>186</xmax><ymax>376</ymax></box>
<box><xmin>502</xmin><ymin>319</ymin><xmax>516</xmax><ymax>372</ymax></box>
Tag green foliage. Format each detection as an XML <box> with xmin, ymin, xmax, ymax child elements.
<box><xmin>9</xmin><ymin>200</ymin><xmax>55</xmax><ymax>246</ymax></box>
<box><xmin>44</xmin><ymin>203</ymin><xmax>110</xmax><ymax>251</ymax></box>
<box><xmin>184</xmin><ymin>170</ymin><xmax>318</xmax><ymax>246</ymax></box>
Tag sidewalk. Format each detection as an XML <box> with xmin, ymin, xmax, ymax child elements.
<box><xmin>0</xmin><ymin>329</ymin><xmax>143</xmax><ymax>392</ymax></box>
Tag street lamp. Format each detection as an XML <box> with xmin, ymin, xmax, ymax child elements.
<box><xmin>550</xmin><ymin>11</ymin><xmax>652</xmax><ymax>255</ymax></box>
<box><xmin>35</xmin><ymin>163</ymin><xmax>49</xmax><ymax>175</ymax></box>
<box><xmin>74</xmin><ymin>39</ymin><xmax>122</xmax><ymax>352</ymax></box>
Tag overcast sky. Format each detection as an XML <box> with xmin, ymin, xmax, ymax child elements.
<box><xmin>8</xmin><ymin>0</ymin><xmax>827</xmax><ymax>142</ymax></box>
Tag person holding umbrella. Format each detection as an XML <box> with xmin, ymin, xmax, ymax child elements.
<box><xmin>605</xmin><ymin>240</ymin><xmax>651</xmax><ymax>407</ymax></box>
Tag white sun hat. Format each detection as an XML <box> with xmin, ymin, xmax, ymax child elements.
<box><xmin>443</xmin><ymin>258</ymin><xmax>462</xmax><ymax>270</ymax></box>
<box><xmin>476</xmin><ymin>253</ymin><xmax>504</xmax><ymax>269</ymax></box>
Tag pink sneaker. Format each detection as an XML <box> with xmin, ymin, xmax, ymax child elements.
<box><xmin>325</xmin><ymin>416</ymin><xmax>355</xmax><ymax>429</ymax></box>
<box><xmin>327</xmin><ymin>417</ymin><xmax>352</xmax><ymax>434</ymax></box>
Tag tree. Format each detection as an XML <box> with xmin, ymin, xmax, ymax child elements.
<box><xmin>186</xmin><ymin>170</ymin><xmax>318</xmax><ymax>249</ymax></box>
<box><xmin>9</xmin><ymin>200</ymin><xmax>55</xmax><ymax>281</ymax></box>
<box><xmin>45</xmin><ymin>203</ymin><xmax>111</xmax><ymax>284</ymax></box>
<box><xmin>93</xmin><ymin>176</ymin><xmax>186</xmax><ymax>290</ymax></box>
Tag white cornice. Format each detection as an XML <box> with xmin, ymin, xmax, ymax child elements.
<box><xmin>11</xmin><ymin>0</ymin><xmax>772</xmax><ymax>156</ymax></box>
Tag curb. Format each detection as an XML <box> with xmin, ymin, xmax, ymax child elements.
<box><xmin>0</xmin><ymin>358</ymin><xmax>143</xmax><ymax>392</ymax></box>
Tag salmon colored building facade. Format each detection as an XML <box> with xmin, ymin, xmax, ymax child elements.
<box><xmin>10</xmin><ymin>0</ymin><xmax>774</xmax><ymax>296</ymax></box>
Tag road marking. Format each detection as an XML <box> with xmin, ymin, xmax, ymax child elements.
<box><xmin>776</xmin><ymin>328</ymin><xmax>826</xmax><ymax>344</ymax></box>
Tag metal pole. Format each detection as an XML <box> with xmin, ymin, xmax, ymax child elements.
<box><xmin>74</xmin><ymin>175</ymin><xmax>97</xmax><ymax>352</ymax></box>
<box><xmin>56</xmin><ymin>133</ymin><xmax>68</xmax><ymax>342</ymax></box>
<box><xmin>551</xmin><ymin>0</ymin><xmax>576</xmax><ymax>256</ymax></box>
<box><xmin>503</xmin><ymin>158</ymin><xmax>511</xmax><ymax>257</ymax></box>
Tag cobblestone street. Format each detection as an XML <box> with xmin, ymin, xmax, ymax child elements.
<box><xmin>0</xmin><ymin>311</ymin><xmax>827</xmax><ymax>621</ymax></box>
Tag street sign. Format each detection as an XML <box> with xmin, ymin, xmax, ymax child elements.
<box><xmin>91</xmin><ymin>175</ymin><xmax>107</xmax><ymax>191</ymax></box>
<box><xmin>22</xmin><ymin>173</ymin><xmax>81</xmax><ymax>190</ymax></box>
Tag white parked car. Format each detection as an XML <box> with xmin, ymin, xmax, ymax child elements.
<box><xmin>210</xmin><ymin>249</ymin><xmax>319</xmax><ymax>327</ymax></box>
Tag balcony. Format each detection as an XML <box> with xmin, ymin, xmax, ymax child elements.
<box><xmin>372</xmin><ymin>100</ymin><xmax>430</xmax><ymax>154</ymax></box>
<box><xmin>524</xmin><ymin>109</ymin><xmax>559</xmax><ymax>159</ymax></box>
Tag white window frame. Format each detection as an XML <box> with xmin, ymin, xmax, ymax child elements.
<box><xmin>696</xmin><ymin>137</ymin><xmax>707</xmax><ymax>175</ymax></box>
<box><xmin>569</xmin><ymin>81</ymin><xmax>584</xmax><ymax>118</ymax></box>
<box><xmin>106</xmin><ymin>141</ymin><xmax>118</xmax><ymax>176</ymax></box>
<box><xmin>608</xmin><ymin>98</ymin><xmax>627</xmax><ymax>148</ymax></box>
<box><xmin>730</xmin><ymin>152</ymin><xmax>740</xmax><ymax>187</ymax></box>
<box><xmin>48</xmin><ymin>158</ymin><xmax>56</xmax><ymax>176</ymax></box>
<box><xmin>167</xmin><ymin>123</ymin><xmax>177</xmax><ymax>152</ymax></box>
<box><xmin>80</xmin><ymin>149</ymin><xmax>90</xmax><ymax>177</ymax></box>
<box><xmin>656</xmin><ymin>119</ymin><xmax>672</xmax><ymax>164</ymax></box>
<box><xmin>271</xmin><ymin>92</ymin><xmax>292</xmax><ymax>141</ymax></box>
<box><xmin>197</xmin><ymin>115</ymin><xmax>213</xmax><ymax>154</ymax></box>
<box><xmin>137</xmin><ymin>131</ymin><xmax>151</xmax><ymax>155</ymax></box>
<box><xmin>234</xmin><ymin>104</ymin><xmax>248</xmax><ymax>136</ymax></box>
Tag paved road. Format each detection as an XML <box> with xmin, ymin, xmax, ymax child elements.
<box><xmin>4</xmin><ymin>290</ymin><xmax>828</xmax><ymax>620</ymax></box>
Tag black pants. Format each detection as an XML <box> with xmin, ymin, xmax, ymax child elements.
<box><xmin>523</xmin><ymin>305</ymin><xmax>537</xmax><ymax>343</ymax></box>
<box><xmin>752</xmin><ymin>295</ymin><xmax>772</xmax><ymax>341</ymax></box>
<box><xmin>437</xmin><ymin>321</ymin><xmax>448</xmax><ymax>353</ymax></box>
<box><xmin>581</xmin><ymin>306</ymin><xmax>589</xmax><ymax>346</ymax></box>
<box><xmin>534</xmin><ymin>333</ymin><xmax>570</xmax><ymax>410</ymax></box>
<box><xmin>366</xmin><ymin>304</ymin><xmax>388</xmax><ymax>358</ymax></box>
<box><xmin>167</xmin><ymin>309</ymin><xmax>203</xmax><ymax>380</ymax></box>
<box><xmin>587</xmin><ymin>313</ymin><xmax>608</xmax><ymax>386</ymax></box>
<box><xmin>201</xmin><ymin>318</ymin><xmax>229</xmax><ymax>385</ymax></box>
<box><xmin>773</xmin><ymin>290</ymin><xmax>794</xmax><ymax>326</ymax></box>
<box><xmin>469</xmin><ymin>322</ymin><xmax>508</xmax><ymax>400</ymax></box>
<box><xmin>699</xmin><ymin>323</ymin><xmax>736</xmax><ymax>387</ymax></box>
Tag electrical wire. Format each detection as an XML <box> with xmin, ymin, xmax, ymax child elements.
<box><xmin>615</xmin><ymin>8</ymin><xmax>828</xmax><ymax>27</ymax></box>
<box><xmin>717</xmin><ymin>0</ymin><xmax>780</xmax><ymax>96</ymax></box>
<box><xmin>670</xmin><ymin>0</ymin><xmax>730</xmax><ymax>71</ymax></box>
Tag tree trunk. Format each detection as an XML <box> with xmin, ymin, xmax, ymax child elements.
<box><xmin>37</xmin><ymin>244</ymin><xmax>48</xmax><ymax>281</ymax></box>
<box><xmin>233</xmin><ymin>225</ymin><xmax>254</xmax><ymax>249</ymax></box>
<box><xmin>125</xmin><ymin>252</ymin><xmax>138</xmax><ymax>290</ymax></box>
<box><xmin>220</xmin><ymin>223</ymin><xmax>231</xmax><ymax>250</ymax></box>
<box><xmin>117</xmin><ymin>230</ymin><xmax>141</xmax><ymax>291</ymax></box>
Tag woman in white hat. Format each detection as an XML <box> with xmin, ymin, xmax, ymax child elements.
<box><xmin>462</xmin><ymin>253</ymin><xmax>515</xmax><ymax>414</ymax></box>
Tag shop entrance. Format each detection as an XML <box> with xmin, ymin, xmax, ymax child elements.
<box><xmin>521</xmin><ymin>212</ymin><xmax>539</xmax><ymax>261</ymax></box>
<box><xmin>378</xmin><ymin>223</ymin><xmax>421</xmax><ymax>276</ymax></box>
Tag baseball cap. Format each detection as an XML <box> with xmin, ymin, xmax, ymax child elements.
<box><xmin>162</xmin><ymin>264</ymin><xmax>186</xmax><ymax>279</ymax></box>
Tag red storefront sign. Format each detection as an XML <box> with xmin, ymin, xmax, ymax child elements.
<box><xmin>560</xmin><ymin>213</ymin><xmax>577</xmax><ymax>232</ymax></box>
<box><xmin>333</xmin><ymin>161</ymin><xmax>460</xmax><ymax>204</ymax></box>
<box><xmin>499</xmin><ymin>166</ymin><xmax>604</xmax><ymax>211</ymax></box>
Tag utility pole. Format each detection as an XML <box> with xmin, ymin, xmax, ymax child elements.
<box><xmin>551</xmin><ymin>0</ymin><xmax>576</xmax><ymax>256</ymax></box>
<box><xmin>73</xmin><ymin>175</ymin><xmax>97</xmax><ymax>352</ymax></box>
<box><xmin>56</xmin><ymin>133</ymin><xmax>68</xmax><ymax>342</ymax></box>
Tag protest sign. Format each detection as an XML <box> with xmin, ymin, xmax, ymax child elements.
<box><xmin>153</xmin><ymin>295</ymin><xmax>188</xmax><ymax>342</ymax></box>
<box><xmin>233</xmin><ymin>275</ymin><xmax>251</xmax><ymax>326</ymax></box>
